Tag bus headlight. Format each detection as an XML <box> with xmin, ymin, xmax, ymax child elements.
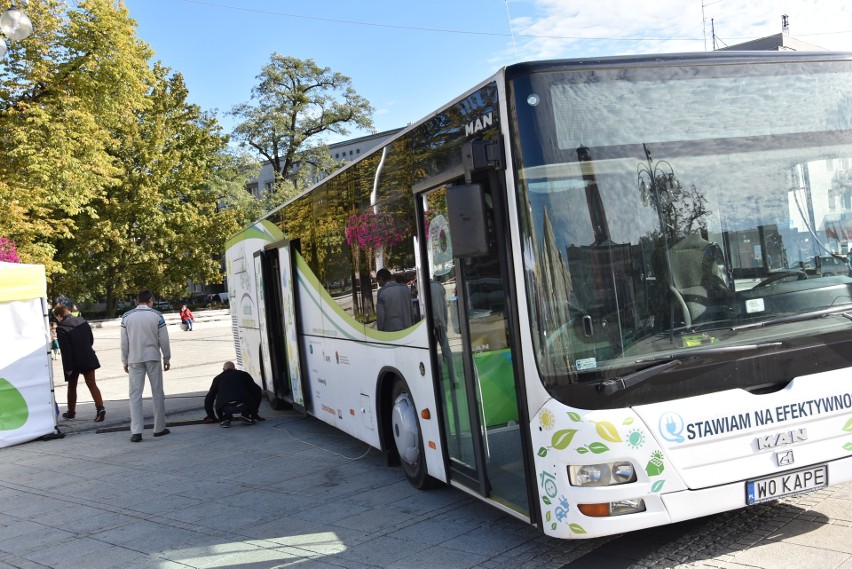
<box><xmin>568</xmin><ymin>462</ymin><xmax>636</xmax><ymax>486</ymax></box>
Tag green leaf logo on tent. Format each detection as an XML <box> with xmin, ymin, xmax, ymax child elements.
<box><xmin>0</xmin><ymin>377</ymin><xmax>29</xmax><ymax>430</ymax></box>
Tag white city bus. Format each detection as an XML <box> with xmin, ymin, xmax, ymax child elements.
<box><xmin>225</xmin><ymin>51</ymin><xmax>852</xmax><ymax>539</ymax></box>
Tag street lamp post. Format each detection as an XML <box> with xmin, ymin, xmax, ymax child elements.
<box><xmin>637</xmin><ymin>144</ymin><xmax>682</xmax><ymax>336</ymax></box>
<box><xmin>0</xmin><ymin>2</ymin><xmax>33</xmax><ymax>58</ymax></box>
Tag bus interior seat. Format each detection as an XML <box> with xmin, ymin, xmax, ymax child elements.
<box><xmin>668</xmin><ymin>233</ymin><xmax>730</xmax><ymax>328</ymax></box>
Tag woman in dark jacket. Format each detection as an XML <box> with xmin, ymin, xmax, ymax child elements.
<box><xmin>52</xmin><ymin>304</ymin><xmax>105</xmax><ymax>421</ymax></box>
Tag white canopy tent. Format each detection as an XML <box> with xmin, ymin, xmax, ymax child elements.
<box><xmin>0</xmin><ymin>262</ymin><xmax>58</xmax><ymax>447</ymax></box>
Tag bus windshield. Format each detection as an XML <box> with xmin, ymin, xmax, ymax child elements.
<box><xmin>510</xmin><ymin>58</ymin><xmax>852</xmax><ymax>389</ymax></box>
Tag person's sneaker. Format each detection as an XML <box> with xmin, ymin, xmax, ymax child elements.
<box><xmin>62</xmin><ymin>411</ymin><xmax>75</xmax><ymax>419</ymax></box>
<box><xmin>220</xmin><ymin>419</ymin><xmax>231</xmax><ymax>428</ymax></box>
<box><xmin>153</xmin><ymin>428</ymin><xmax>170</xmax><ymax>437</ymax></box>
<box><xmin>240</xmin><ymin>413</ymin><xmax>255</xmax><ymax>425</ymax></box>
<box><xmin>130</xmin><ymin>433</ymin><xmax>142</xmax><ymax>442</ymax></box>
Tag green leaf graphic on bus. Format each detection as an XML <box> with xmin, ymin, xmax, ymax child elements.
<box><xmin>542</xmin><ymin>496</ymin><xmax>551</xmax><ymax>505</ymax></box>
<box><xmin>569</xmin><ymin>524</ymin><xmax>587</xmax><ymax>534</ymax></box>
<box><xmin>545</xmin><ymin>510</ymin><xmax>552</xmax><ymax>522</ymax></box>
<box><xmin>843</xmin><ymin>442</ymin><xmax>852</xmax><ymax>452</ymax></box>
<box><xmin>538</xmin><ymin>446</ymin><xmax>548</xmax><ymax>457</ymax></box>
<box><xmin>651</xmin><ymin>480</ymin><xmax>665</xmax><ymax>493</ymax></box>
<box><xmin>623</xmin><ymin>417</ymin><xmax>634</xmax><ymax>425</ymax></box>
<box><xmin>567</xmin><ymin>411</ymin><xmax>582</xmax><ymax>422</ymax></box>
<box><xmin>593</xmin><ymin>421</ymin><xmax>622</xmax><ymax>443</ymax></box>
<box><xmin>843</xmin><ymin>418</ymin><xmax>852</xmax><ymax>432</ymax></box>
<box><xmin>551</xmin><ymin>429</ymin><xmax>577</xmax><ymax>450</ymax></box>
<box><xmin>576</xmin><ymin>442</ymin><xmax>610</xmax><ymax>455</ymax></box>
<box><xmin>0</xmin><ymin>377</ymin><xmax>29</xmax><ymax>430</ymax></box>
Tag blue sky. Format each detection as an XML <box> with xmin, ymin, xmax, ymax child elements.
<box><xmin>122</xmin><ymin>0</ymin><xmax>852</xmax><ymax>144</ymax></box>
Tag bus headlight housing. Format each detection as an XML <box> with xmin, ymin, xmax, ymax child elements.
<box><xmin>568</xmin><ymin>461</ymin><xmax>637</xmax><ymax>487</ymax></box>
<box><xmin>578</xmin><ymin>499</ymin><xmax>646</xmax><ymax>517</ymax></box>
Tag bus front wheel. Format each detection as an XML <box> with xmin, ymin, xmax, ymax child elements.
<box><xmin>390</xmin><ymin>379</ymin><xmax>437</xmax><ymax>489</ymax></box>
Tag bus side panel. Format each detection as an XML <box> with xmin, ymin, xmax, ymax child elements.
<box><xmin>291</xmin><ymin>250</ymin><xmax>448</xmax><ymax>482</ymax></box>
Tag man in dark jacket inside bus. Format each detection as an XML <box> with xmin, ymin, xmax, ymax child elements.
<box><xmin>203</xmin><ymin>361</ymin><xmax>263</xmax><ymax>427</ymax></box>
<box><xmin>376</xmin><ymin>268</ymin><xmax>414</xmax><ymax>332</ymax></box>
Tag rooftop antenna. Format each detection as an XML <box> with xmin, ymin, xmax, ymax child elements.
<box><xmin>504</xmin><ymin>0</ymin><xmax>518</xmax><ymax>60</ymax></box>
<box><xmin>711</xmin><ymin>18</ymin><xmax>717</xmax><ymax>50</ymax></box>
<box><xmin>781</xmin><ymin>14</ymin><xmax>789</xmax><ymax>34</ymax></box>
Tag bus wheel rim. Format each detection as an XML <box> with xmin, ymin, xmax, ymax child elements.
<box><xmin>391</xmin><ymin>392</ymin><xmax>420</xmax><ymax>465</ymax></box>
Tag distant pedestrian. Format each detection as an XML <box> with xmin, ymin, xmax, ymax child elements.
<box><xmin>49</xmin><ymin>321</ymin><xmax>60</xmax><ymax>360</ymax></box>
<box><xmin>376</xmin><ymin>268</ymin><xmax>414</xmax><ymax>331</ymax></box>
<box><xmin>179</xmin><ymin>304</ymin><xmax>194</xmax><ymax>331</ymax></box>
<box><xmin>52</xmin><ymin>304</ymin><xmax>105</xmax><ymax>422</ymax></box>
<box><xmin>121</xmin><ymin>290</ymin><xmax>171</xmax><ymax>442</ymax></box>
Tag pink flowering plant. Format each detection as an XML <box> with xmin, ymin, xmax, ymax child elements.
<box><xmin>344</xmin><ymin>211</ymin><xmax>410</xmax><ymax>322</ymax></box>
<box><xmin>344</xmin><ymin>211</ymin><xmax>406</xmax><ymax>250</ymax></box>
<box><xmin>0</xmin><ymin>238</ymin><xmax>20</xmax><ymax>263</ymax></box>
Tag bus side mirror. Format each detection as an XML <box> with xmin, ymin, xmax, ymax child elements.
<box><xmin>446</xmin><ymin>183</ymin><xmax>490</xmax><ymax>258</ymax></box>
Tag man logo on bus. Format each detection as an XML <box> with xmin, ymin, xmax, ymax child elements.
<box><xmin>465</xmin><ymin>112</ymin><xmax>493</xmax><ymax>136</ymax></box>
<box><xmin>659</xmin><ymin>412</ymin><xmax>685</xmax><ymax>443</ymax></box>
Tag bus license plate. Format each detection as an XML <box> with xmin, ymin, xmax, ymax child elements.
<box><xmin>746</xmin><ymin>465</ymin><xmax>828</xmax><ymax>505</ymax></box>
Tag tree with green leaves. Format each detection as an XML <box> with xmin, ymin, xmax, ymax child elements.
<box><xmin>230</xmin><ymin>54</ymin><xmax>374</xmax><ymax>207</ymax></box>
<box><xmin>207</xmin><ymin>147</ymin><xmax>264</xmax><ymax>228</ymax></box>
<box><xmin>53</xmin><ymin>65</ymin><xmax>237</xmax><ymax>315</ymax></box>
<box><xmin>0</xmin><ymin>0</ymin><xmax>153</xmax><ymax>274</ymax></box>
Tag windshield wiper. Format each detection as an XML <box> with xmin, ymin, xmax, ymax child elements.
<box><xmin>634</xmin><ymin>341</ymin><xmax>784</xmax><ymax>363</ymax></box>
<box><xmin>596</xmin><ymin>341</ymin><xmax>783</xmax><ymax>395</ymax></box>
<box><xmin>596</xmin><ymin>359</ymin><xmax>682</xmax><ymax>395</ymax></box>
<box><xmin>731</xmin><ymin>305</ymin><xmax>852</xmax><ymax>331</ymax></box>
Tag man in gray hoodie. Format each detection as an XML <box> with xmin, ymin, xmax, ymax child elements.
<box><xmin>121</xmin><ymin>290</ymin><xmax>172</xmax><ymax>442</ymax></box>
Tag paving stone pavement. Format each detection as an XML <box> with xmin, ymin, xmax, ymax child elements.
<box><xmin>1</xmin><ymin>310</ymin><xmax>850</xmax><ymax>569</ymax></box>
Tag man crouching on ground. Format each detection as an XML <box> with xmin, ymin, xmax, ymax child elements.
<box><xmin>204</xmin><ymin>361</ymin><xmax>263</xmax><ymax>427</ymax></box>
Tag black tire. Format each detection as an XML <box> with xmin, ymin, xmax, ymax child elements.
<box><xmin>390</xmin><ymin>379</ymin><xmax>438</xmax><ymax>489</ymax></box>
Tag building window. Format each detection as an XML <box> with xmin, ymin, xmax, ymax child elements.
<box><xmin>246</xmin><ymin>183</ymin><xmax>258</xmax><ymax>197</ymax></box>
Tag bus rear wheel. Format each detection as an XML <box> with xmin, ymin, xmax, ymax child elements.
<box><xmin>390</xmin><ymin>379</ymin><xmax>437</xmax><ymax>489</ymax></box>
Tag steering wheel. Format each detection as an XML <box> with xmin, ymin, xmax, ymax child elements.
<box><xmin>754</xmin><ymin>270</ymin><xmax>807</xmax><ymax>288</ymax></box>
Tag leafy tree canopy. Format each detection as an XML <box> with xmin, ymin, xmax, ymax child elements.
<box><xmin>230</xmin><ymin>54</ymin><xmax>374</xmax><ymax>209</ymax></box>
<box><xmin>52</xmin><ymin>65</ymin><xmax>237</xmax><ymax>314</ymax></box>
<box><xmin>0</xmin><ymin>0</ymin><xmax>259</xmax><ymax>313</ymax></box>
<box><xmin>0</xmin><ymin>0</ymin><xmax>153</xmax><ymax>274</ymax></box>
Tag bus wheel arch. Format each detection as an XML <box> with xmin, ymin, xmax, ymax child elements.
<box><xmin>386</xmin><ymin>374</ymin><xmax>439</xmax><ymax>489</ymax></box>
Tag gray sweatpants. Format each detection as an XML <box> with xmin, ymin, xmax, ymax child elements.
<box><xmin>128</xmin><ymin>361</ymin><xmax>166</xmax><ymax>435</ymax></box>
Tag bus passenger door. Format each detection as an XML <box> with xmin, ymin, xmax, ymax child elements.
<box><xmin>253</xmin><ymin>250</ymin><xmax>278</xmax><ymax>404</ymax></box>
<box><xmin>255</xmin><ymin>242</ymin><xmax>308</xmax><ymax>413</ymax></box>
<box><xmin>421</xmin><ymin>180</ymin><xmax>531</xmax><ymax>518</ymax></box>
